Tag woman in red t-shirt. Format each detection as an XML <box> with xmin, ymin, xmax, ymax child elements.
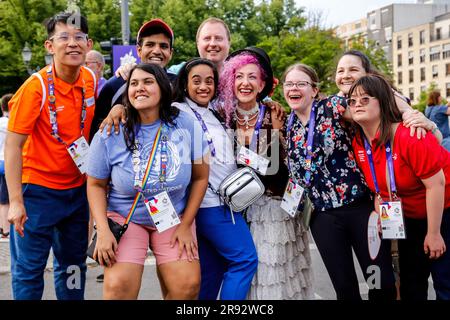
<box><xmin>347</xmin><ymin>74</ymin><xmax>450</xmax><ymax>300</ymax></box>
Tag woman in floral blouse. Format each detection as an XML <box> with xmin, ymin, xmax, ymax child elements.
<box><xmin>283</xmin><ymin>63</ymin><xmax>397</xmax><ymax>300</ymax></box>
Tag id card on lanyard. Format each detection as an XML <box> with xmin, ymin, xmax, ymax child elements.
<box><xmin>133</xmin><ymin>125</ymin><xmax>180</xmax><ymax>233</ymax></box>
<box><xmin>281</xmin><ymin>103</ymin><xmax>316</xmax><ymax>217</ymax></box>
<box><xmin>236</xmin><ymin>105</ymin><xmax>270</xmax><ymax>175</ymax></box>
<box><xmin>364</xmin><ymin>137</ymin><xmax>406</xmax><ymax>240</ymax></box>
<box><xmin>46</xmin><ymin>66</ymin><xmax>89</xmax><ymax>174</ymax></box>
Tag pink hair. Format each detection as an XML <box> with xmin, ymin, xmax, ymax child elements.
<box><xmin>218</xmin><ymin>53</ymin><xmax>266</xmax><ymax>126</ymax></box>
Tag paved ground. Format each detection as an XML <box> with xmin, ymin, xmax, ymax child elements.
<box><xmin>0</xmin><ymin>235</ymin><xmax>436</xmax><ymax>300</ymax></box>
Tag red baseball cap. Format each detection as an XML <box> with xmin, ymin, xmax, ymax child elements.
<box><xmin>136</xmin><ymin>18</ymin><xmax>174</xmax><ymax>47</ymax></box>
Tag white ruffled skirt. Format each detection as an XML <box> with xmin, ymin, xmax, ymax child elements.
<box><xmin>246</xmin><ymin>195</ymin><xmax>314</xmax><ymax>300</ymax></box>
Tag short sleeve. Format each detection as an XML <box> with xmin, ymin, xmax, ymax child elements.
<box><xmin>87</xmin><ymin>131</ymin><xmax>112</xmax><ymax>179</ymax></box>
<box><xmin>401</xmin><ymin>130</ymin><xmax>443</xmax><ymax>180</ymax></box>
<box><xmin>8</xmin><ymin>76</ymin><xmax>43</xmax><ymax>134</ymax></box>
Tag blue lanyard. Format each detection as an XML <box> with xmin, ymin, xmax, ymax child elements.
<box><xmin>187</xmin><ymin>100</ymin><xmax>216</xmax><ymax>158</ymax></box>
<box><xmin>286</xmin><ymin>101</ymin><xmax>317</xmax><ymax>187</ymax></box>
<box><xmin>248</xmin><ymin>104</ymin><xmax>266</xmax><ymax>152</ymax></box>
<box><xmin>363</xmin><ymin>137</ymin><xmax>398</xmax><ymax>200</ymax></box>
<box><xmin>46</xmin><ymin>66</ymin><xmax>86</xmax><ymax>146</ymax></box>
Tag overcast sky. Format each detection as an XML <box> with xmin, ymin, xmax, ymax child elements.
<box><xmin>296</xmin><ymin>0</ymin><xmax>416</xmax><ymax>27</ymax></box>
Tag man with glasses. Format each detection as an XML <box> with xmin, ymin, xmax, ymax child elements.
<box><xmin>86</xmin><ymin>50</ymin><xmax>106</xmax><ymax>95</ymax></box>
<box><xmin>6</xmin><ymin>11</ymin><xmax>96</xmax><ymax>300</ymax></box>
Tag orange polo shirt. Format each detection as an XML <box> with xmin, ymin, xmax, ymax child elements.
<box><xmin>8</xmin><ymin>65</ymin><xmax>97</xmax><ymax>189</ymax></box>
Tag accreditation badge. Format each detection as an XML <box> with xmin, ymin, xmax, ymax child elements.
<box><xmin>368</xmin><ymin>211</ymin><xmax>382</xmax><ymax>260</ymax></box>
<box><xmin>281</xmin><ymin>178</ymin><xmax>305</xmax><ymax>218</ymax></box>
<box><xmin>144</xmin><ymin>191</ymin><xmax>180</xmax><ymax>233</ymax></box>
<box><xmin>67</xmin><ymin>136</ymin><xmax>89</xmax><ymax>174</ymax></box>
<box><xmin>237</xmin><ymin>145</ymin><xmax>270</xmax><ymax>175</ymax></box>
<box><xmin>379</xmin><ymin>200</ymin><xmax>406</xmax><ymax>239</ymax></box>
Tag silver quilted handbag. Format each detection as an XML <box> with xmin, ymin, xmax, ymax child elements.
<box><xmin>218</xmin><ymin>167</ymin><xmax>265</xmax><ymax>214</ymax></box>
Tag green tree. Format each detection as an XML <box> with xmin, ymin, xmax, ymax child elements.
<box><xmin>0</xmin><ymin>0</ymin><xmax>67</xmax><ymax>94</ymax></box>
<box><xmin>414</xmin><ymin>82</ymin><xmax>438</xmax><ymax>113</ymax></box>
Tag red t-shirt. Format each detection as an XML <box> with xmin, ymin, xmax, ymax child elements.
<box><xmin>352</xmin><ymin>123</ymin><xmax>450</xmax><ymax>219</ymax></box>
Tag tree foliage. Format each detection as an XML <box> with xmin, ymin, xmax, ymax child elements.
<box><xmin>0</xmin><ymin>0</ymin><xmax>392</xmax><ymax>100</ymax></box>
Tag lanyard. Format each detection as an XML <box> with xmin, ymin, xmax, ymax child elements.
<box><xmin>286</xmin><ymin>101</ymin><xmax>317</xmax><ymax>187</ymax></box>
<box><xmin>363</xmin><ymin>137</ymin><xmax>398</xmax><ymax>200</ymax></box>
<box><xmin>132</xmin><ymin>125</ymin><xmax>167</xmax><ymax>191</ymax></box>
<box><xmin>187</xmin><ymin>99</ymin><xmax>216</xmax><ymax>158</ymax></box>
<box><xmin>46</xmin><ymin>66</ymin><xmax>86</xmax><ymax>146</ymax></box>
<box><xmin>248</xmin><ymin>104</ymin><xmax>266</xmax><ymax>152</ymax></box>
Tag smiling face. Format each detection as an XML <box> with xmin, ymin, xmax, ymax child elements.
<box><xmin>187</xmin><ymin>64</ymin><xmax>215</xmax><ymax>107</ymax></box>
<box><xmin>197</xmin><ymin>22</ymin><xmax>230</xmax><ymax>66</ymax></box>
<box><xmin>128</xmin><ymin>68</ymin><xmax>161</xmax><ymax>114</ymax></box>
<box><xmin>347</xmin><ymin>86</ymin><xmax>380</xmax><ymax>125</ymax></box>
<box><xmin>137</xmin><ymin>33</ymin><xmax>173</xmax><ymax>67</ymax></box>
<box><xmin>335</xmin><ymin>54</ymin><xmax>368</xmax><ymax>95</ymax></box>
<box><xmin>283</xmin><ymin>69</ymin><xmax>318</xmax><ymax>113</ymax></box>
<box><xmin>233</xmin><ymin>63</ymin><xmax>265</xmax><ymax>109</ymax></box>
<box><xmin>44</xmin><ymin>22</ymin><xmax>93</xmax><ymax>68</ymax></box>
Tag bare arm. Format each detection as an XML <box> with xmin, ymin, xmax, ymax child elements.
<box><xmin>170</xmin><ymin>156</ymin><xmax>209</xmax><ymax>261</ymax></box>
<box><xmin>5</xmin><ymin>132</ymin><xmax>29</xmax><ymax>237</ymax></box>
<box><xmin>421</xmin><ymin>170</ymin><xmax>446</xmax><ymax>259</ymax></box>
<box><xmin>87</xmin><ymin>176</ymin><xmax>117</xmax><ymax>267</ymax></box>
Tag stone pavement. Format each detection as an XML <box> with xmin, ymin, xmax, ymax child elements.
<box><xmin>0</xmin><ymin>238</ymin><xmax>103</xmax><ymax>275</ymax></box>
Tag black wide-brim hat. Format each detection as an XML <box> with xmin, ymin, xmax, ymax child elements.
<box><xmin>226</xmin><ymin>46</ymin><xmax>274</xmax><ymax>100</ymax></box>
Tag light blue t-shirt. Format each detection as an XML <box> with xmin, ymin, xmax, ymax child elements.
<box><xmin>88</xmin><ymin>110</ymin><xmax>208</xmax><ymax>226</ymax></box>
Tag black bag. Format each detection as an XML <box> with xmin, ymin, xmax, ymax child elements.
<box><xmin>86</xmin><ymin>218</ymin><xmax>127</xmax><ymax>262</ymax></box>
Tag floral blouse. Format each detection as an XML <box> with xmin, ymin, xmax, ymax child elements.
<box><xmin>287</xmin><ymin>96</ymin><xmax>368</xmax><ymax>211</ymax></box>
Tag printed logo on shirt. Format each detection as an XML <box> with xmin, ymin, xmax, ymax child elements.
<box><xmin>85</xmin><ymin>96</ymin><xmax>95</xmax><ymax>107</ymax></box>
<box><xmin>393</xmin><ymin>153</ymin><xmax>398</xmax><ymax>161</ymax></box>
<box><xmin>56</xmin><ymin>105</ymin><xmax>65</xmax><ymax>112</ymax></box>
<box><xmin>357</xmin><ymin>150</ymin><xmax>366</xmax><ymax>162</ymax></box>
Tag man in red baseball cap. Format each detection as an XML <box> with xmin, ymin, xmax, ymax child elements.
<box><xmin>136</xmin><ymin>18</ymin><xmax>174</xmax><ymax>70</ymax></box>
<box><xmin>90</xmin><ymin>18</ymin><xmax>176</xmax><ymax>142</ymax></box>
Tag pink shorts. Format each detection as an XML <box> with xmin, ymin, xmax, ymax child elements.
<box><xmin>107</xmin><ymin>211</ymin><xmax>199</xmax><ymax>266</ymax></box>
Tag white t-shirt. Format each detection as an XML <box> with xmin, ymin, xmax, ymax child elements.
<box><xmin>0</xmin><ymin>116</ymin><xmax>9</xmax><ymax>161</ymax></box>
<box><xmin>173</xmin><ymin>99</ymin><xmax>237</xmax><ymax>208</ymax></box>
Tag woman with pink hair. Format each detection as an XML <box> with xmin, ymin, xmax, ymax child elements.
<box><xmin>216</xmin><ymin>47</ymin><xmax>314</xmax><ymax>300</ymax></box>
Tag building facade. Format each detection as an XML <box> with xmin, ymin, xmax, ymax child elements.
<box><xmin>334</xmin><ymin>18</ymin><xmax>368</xmax><ymax>48</ymax></box>
<box><xmin>367</xmin><ymin>3</ymin><xmax>450</xmax><ymax>63</ymax></box>
<box><xmin>394</xmin><ymin>12</ymin><xmax>450</xmax><ymax>103</ymax></box>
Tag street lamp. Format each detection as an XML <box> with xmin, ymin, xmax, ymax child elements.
<box><xmin>21</xmin><ymin>42</ymin><xmax>33</xmax><ymax>74</ymax></box>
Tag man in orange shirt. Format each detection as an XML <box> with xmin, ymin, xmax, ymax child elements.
<box><xmin>5</xmin><ymin>12</ymin><xmax>96</xmax><ymax>300</ymax></box>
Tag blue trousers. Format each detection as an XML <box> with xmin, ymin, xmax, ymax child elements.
<box><xmin>10</xmin><ymin>183</ymin><xmax>89</xmax><ymax>300</ymax></box>
<box><xmin>196</xmin><ymin>206</ymin><xmax>258</xmax><ymax>300</ymax></box>
<box><xmin>399</xmin><ymin>208</ymin><xmax>450</xmax><ymax>300</ymax></box>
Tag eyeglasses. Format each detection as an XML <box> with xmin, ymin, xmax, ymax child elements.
<box><xmin>346</xmin><ymin>96</ymin><xmax>376</xmax><ymax>107</ymax></box>
<box><xmin>49</xmin><ymin>32</ymin><xmax>88</xmax><ymax>44</ymax></box>
<box><xmin>283</xmin><ymin>81</ymin><xmax>313</xmax><ymax>89</ymax></box>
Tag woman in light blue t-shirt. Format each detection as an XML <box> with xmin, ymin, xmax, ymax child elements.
<box><xmin>87</xmin><ymin>63</ymin><xmax>209</xmax><ymax>300</ymax></box>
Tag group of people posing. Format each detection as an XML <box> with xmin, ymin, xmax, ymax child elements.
<box><xmin>4</xmin><ymin>11</ymin><xmax>450</xmax><ymax>301</ymax></box>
